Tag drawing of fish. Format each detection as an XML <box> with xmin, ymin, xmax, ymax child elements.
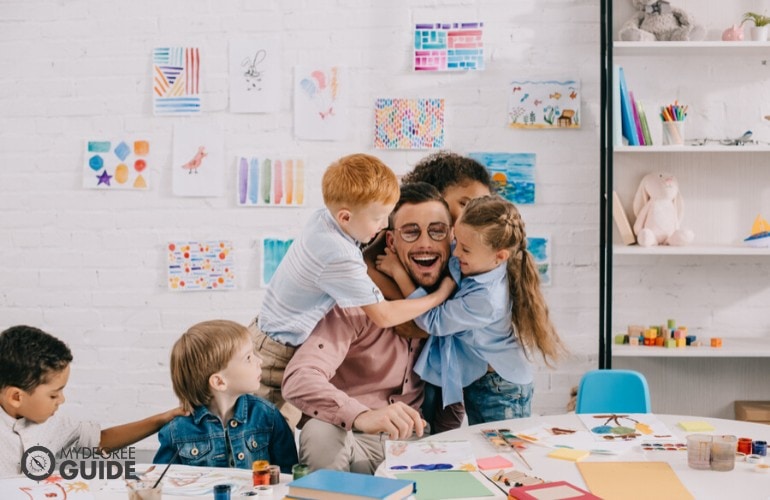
<box><xmin>534</xmin><ymin>99</ymin><xmax>542</xmax><ymax>106</ymax></box>
<box><xmin>550</xmin><ymin>92</ymin><xmax>562</xmax><ymax>100</ymax></box>
<box><xmin>569</xmin><ymin>90</ymin><xmax>577</xmax><ymax>99</ymax></box>
<box><xmin>520</xmin><ymin>93</ymin><xmax>529</xmax><ymax>102</ymax></box>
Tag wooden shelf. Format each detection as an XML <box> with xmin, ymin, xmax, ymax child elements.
<box><xmin>613</xmin><ymin>244</ymin><xmax>770</xmax><ymax>256</ymax></box>
<box><xmin>613</xmin><ymin>337</ymin><xmax>770</xmax><ymax>358</ymax></box>
<box><xmin>614</xmin><ymin>145</ymin><xmax>770</xmax><ymax>153</ymax></box>
<box><xmin>614</xmin><ymin>41</ymin><xmax>770</xmax><ymax>56</ymax></box>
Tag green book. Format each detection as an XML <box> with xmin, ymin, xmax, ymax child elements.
<box><xmin>637</xmin><ymin>100</ymin><xmax>653</xmax><ymax>146</ymax></box>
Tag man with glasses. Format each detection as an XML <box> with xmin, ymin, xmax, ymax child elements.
<box><xmin>282</xmin><ymin>182</ymin><xmax>454</xmax><ymax>473</ymax></box>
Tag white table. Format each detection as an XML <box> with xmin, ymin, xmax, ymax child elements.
<box><xmin>387</xmin><ymin>413</ymin><xmax>769</xmax><ymax>500</ymax></box>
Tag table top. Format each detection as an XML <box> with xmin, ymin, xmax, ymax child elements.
<box><xmin>385</xmin><ymin>413</ymin><xmax>770</xmax><ymax>500</ymax></box>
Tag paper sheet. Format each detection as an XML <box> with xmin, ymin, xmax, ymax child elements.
<box><xmin>577</xmin><ymin>462</ymin><xmax>694</xmax><ymax>500</ymax></box>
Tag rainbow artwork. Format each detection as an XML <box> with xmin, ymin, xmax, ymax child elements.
<box><xmin>153</xmin><ymin>47</ymin><xmax>201</xmax><ymax>115</ymax></box>
<box><xmin>167</xmin><ymin>240</ymin><xmax>235</xmax><ymax>292</ymax></box>
<box><xmin>261</xmin><ymin>237</ymin><xmax>294</xmax><ymax>288</ymax></box>
<box><xmin>83</xmin><ymin>139</ymin><xmax>150</xmax><ymax>190</ymax></box>
<box><xmin>414</xmin><ymin>22</ymin><xmax>484</xmax><ymax>71</ymax></box>
<box><xmin>374</xmin><ymin>98</ymin><xmax>445</xmax><ymax>149</ymax></box>
<box><xmin>469</xmin><ymin>152</ymin><xmax>535</xmax><ymax>205</ymax></box>
<box><xmin>236</xmin><ymin>156</ymin><xmax>305</xmax><ymax>207</ymax></box>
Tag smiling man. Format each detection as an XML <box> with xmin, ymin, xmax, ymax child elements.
<box><xmin>281</xmin><ymin>182</ymin><xmax>453</xmax><ymax>474</ymax></box>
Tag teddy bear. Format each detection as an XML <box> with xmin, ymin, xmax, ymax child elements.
<box><xmin>632</xmin><ymin>172</ymin><xmax>694</xmax><ymax>247</ymax></box>
<box><xmin>619</xmin><ymin>0</ymin><xmax>705</xmax><ymax>42</ymax></box>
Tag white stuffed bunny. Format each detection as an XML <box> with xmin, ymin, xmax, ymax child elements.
<box><xmin>632</xmin><ymin>172</ymin><xmax>694</xmax><ymax>247</ymax></box>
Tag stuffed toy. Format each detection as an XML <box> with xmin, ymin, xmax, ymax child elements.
<box><xmin>619</xmin><ymin>0</ymin><xmax>705</xmax><ymax>42</ymax></box>
<box><xmin>632</xmin><ymin>172</ymin><xmax>694</xmax><ymax>247</ymax></box>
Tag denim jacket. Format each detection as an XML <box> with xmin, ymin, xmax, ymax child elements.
<box><xmin>153</xmin><ymin>395</ymin><xmax>298</xmax><ymax>473</ymax></box>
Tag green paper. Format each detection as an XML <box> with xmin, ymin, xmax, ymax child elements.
<box><xmin>394</xmin><ymin>471</ymin><xmax>495</xmax><ymax>500</ymax></box>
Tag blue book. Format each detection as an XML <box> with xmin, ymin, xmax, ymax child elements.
<box><xmin>617</xmin><ymin>67</ymin><xmax>639</xmax><ymax>146</ymax></box>
<box><xmin>287</xmin><ymin>469</ymin><xmax>416</xmax><ymax>500</ymax></box>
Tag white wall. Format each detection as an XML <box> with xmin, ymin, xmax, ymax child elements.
<box><xmin>0</xmin><ymin>0</ymin><xmax>601</xmax><ymax>448</ymax></box>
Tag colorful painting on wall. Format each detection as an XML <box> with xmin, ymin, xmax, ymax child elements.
<box><xmin>83</xmin><ymin>139</ymin><xmax>150</xmax><ymax>190</ymax></box>
<box><xmin>229</xmin><ymin>37</ymin><xmax>281</xmax><ymax>113</ymax></box>
<box><xmin>236</xmin><ymin>156</ymin><xmax>305</xmax><ymax>207</ymax></box>
<box><xmin>261</xmin><ymin>237</ymin><xmax>294</xmax><ymax>288</ymax></box>
<box><xmin>508</xmin><ymin>80</ymin><xmax>580</xmax><ymax>129</ymax></box>
<box><xmin>374</xmin><ymin>98</ymin><xmax>445</xmax><ymax>149</ymax></box>
<box><xmin>153</xmin><ymin>47</ymin><xmax>201</xmax><ymax>115</ymax></box>
<box><xmin>294</xmin><ymin>65</ymin><xmax>348</xmax><ymax>140</ymax></box>
<box><xmin>469</xmin><ymin>152</ymin><xmax>535</xmax><ymax>205</ymax></box>
<box><xmin>167</xmin><ymin>240</ymin><xmax>235</xmax><ymax>291</ymax></box>
<box><xmin>414</xmin><ymin>22</ymin><xmax>484</xmax><ymax>71</ymax></box>
<box><xmin>526</xmin><ymin>235</ymin><xmax>551</xmax><ymax>286</ymax></box>
<box><xmin>172</xmin><ymin>122</ymin><xmax>224</xmax><ymax>197</ymax></box>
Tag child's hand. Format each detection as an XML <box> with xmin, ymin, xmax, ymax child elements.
<box><xmin>437</xmin><ymin>276</ymin><xmax>457</xmax><ymax>300</ymax></box>
<box><xmin>375</xmin><ymin>248</ymin><xmax>403</xmax><ymax>278</ymax></box>
<box><xmin>164</xmin><ymin>406</ymin><xmax>189</xmax><ymax>422</ymax></box>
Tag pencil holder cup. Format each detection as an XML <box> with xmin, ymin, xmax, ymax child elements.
<box><xmin>662</xmin><ymin>121</ymin><xmax>685</xmax><ymax>146</ymax></box>
<box><xmin>686</xmin><ymin>434</ymin><xmax>712</xmax><ymax>470</ymax></box>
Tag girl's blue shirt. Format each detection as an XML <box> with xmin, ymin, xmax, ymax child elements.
<box><xmin>411</xmin><ymin>257</ymin><xmax>533</xmax><ymax>406</ymax></box>
<box><xmin>153</xmin><ymin>394</ymin><xmax>297</xmax><ymax>473</ymax></box>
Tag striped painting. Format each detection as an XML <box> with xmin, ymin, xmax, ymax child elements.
<box><xmin>153</xmin><ymin>47</ymin><xmax>201</xmax><ymax>115</ymax></box>
<box><xmin>236</xmin><ymin>156</ymin><xmax>305</xmax><ymax>207</ymax></box>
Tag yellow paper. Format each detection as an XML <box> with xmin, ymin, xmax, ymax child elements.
<box><xmin>678</xmin><ymin>421</ymin><xmax>715</xmax><ymax>432</ymax></box>
<box><xmin>547</xmin><ymin>448</ymin><xmax>590</xmax><ymax>462</ymax></box>
<box><xmin>578</xmin><ymin>462</ymin><xmax>694</xmax><ymax>500</ymax></box>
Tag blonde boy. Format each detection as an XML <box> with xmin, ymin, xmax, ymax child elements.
<box><xmin>154</xmin><ymin>320</ymin><xmax>297</xmax><ymax>471</ymax></box>
<box><xmin>253</xmin><ymin>154</ymin><xmax>454</xmax><ymax>426</ymax></box>
<box><xmin>0</xmin><ymin>325</ymin><xmax>182</xmax><ymax>477</ymax></box>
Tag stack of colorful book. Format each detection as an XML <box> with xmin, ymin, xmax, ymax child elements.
<box><xmin>616</xmin><ymin>66</ymin><xmax>652</xmax><ymax>146</ymax></box>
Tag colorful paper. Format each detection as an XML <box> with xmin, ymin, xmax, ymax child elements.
<box><xmin>294</xmin><ymin>65</ymin><xmax>348</xmax><ymax>140</ymax></box>
<box><xmin>236</xmin><ymin>156</ymin><xmax>305</xmax><ymax>207</ymax></box>
<box><xmin>527</xmin><ymin>235</ymin><xmax>551</xmax><ymax>286</ymax></box>
<box><xmin>578</xmin><ymin>413</ymin><xmax>677</xmax><ymax>442</ymax></box>
<box><xmin>0</xmin><ymin>475</ymin><xmax>94</xmax><ymax>500</ymax></box>
<box><xmin>83</xmin><ymin>139</ymin><xmax>150</xmax><ymax>190</ymax></box>
<box><xmin>385</xmin><ymin>440</ymin><xmax>477</xmax><ymax>472</ymax></box>
<box><xmin>394</xmin><ymin>471</ymin><xmax>494</xmax><ymax>500</ymax></box>
<box><xmin>167</xmin><ymin>240</ymin><xmax>235</xmax><ymax>291</ymax></box>
<box><xmin>508</xmin><ymin>80</ymin><xmax>580</xmax><ymax>129</ymax></box>
<box><xmin>261</xmin><ymin>237</ymin><xmax>294</xmax><ymax>288</ymax></box>
<box><xmin>374</xmin><ymin>98</ymin><xmax>445</xmax><ymax>149</ymax></box>
<box><xmin>468</xmin><ymin>152</ymin><xmax>535</xmax><ymax>205</ymax></box>
<box><xmin>414</xmin><ymin>22</ymin><xmax>484</xmax><ymax>71</ymax></box>
<box><xmin>153</xmin><ymin>47</ymin><xmax>201</xmax><ymax>115</ymax></box>
<box><xmin>172</xmin><ymin>122</ymin><xmax>224</xmax><ymax>197</ymax></box>
<box><xmin>476</xmin><ymin>455</ymin><xmax>513</xmax><ymax>470</ymax></box>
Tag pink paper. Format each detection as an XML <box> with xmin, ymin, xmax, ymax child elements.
<box><xmin>476</xmin><ymin>455</ymin><xmax>514</xmax><ymax>470</ymax></box>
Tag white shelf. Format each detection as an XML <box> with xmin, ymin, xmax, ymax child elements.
<box><xmin>613</xmin><ymin>244</ymin><xmax>770</xmax><ymax>256</ymax></box>
<box><xmin>613</xmin><ymin>337</ymin><xmax>770</xmax><ymax>358</ymax></box>
<box><xmin>614</xmin><ymin>41</ymin><xmax>770</xmax><ymax>56</ymax></box>
<box><xmin>614</xmin><ymin>145</ymin><xmax>770</xmax><ymax>153</ymax></box>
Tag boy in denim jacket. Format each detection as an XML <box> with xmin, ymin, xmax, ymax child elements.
<box><xmin>153</xmin><ymin>320</ymin><xmax>297</xmax><ymax>472</ymax></box>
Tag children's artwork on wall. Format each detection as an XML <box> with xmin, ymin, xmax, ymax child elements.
<box><xmin>236</xmin><ymin>156</ymin><xmax>305</xmax><ymax>207</ymax></box>
<box><xmin>83</xmin><ymin>139</ymin><xmax>150</xmax><ymax>190</ymax></box>
<box><xmin>167</xmin><ymin>240</ymin><xmax>235</xmax><ymax>291</ymax></box>
<box><xmin>294</xmin><ymin>65</ymin><xmax>348</xmax><ymax>140</ymax></box>
<box><xmin>414</xmin><ymin>22</ymin><xmax>484</xmax><ymax>71</ymax></box>
<box><xmin>229</xmin><ymin>37</ymin><xmax>280</xmax><ymax>113</ymax></box>
<box><xmin>469</xmin><ymin>152</ymin><xmax>535</xmax><ymax>205</ymax></box>
<box><xmin>508</xmin><ymin>80</ymin><xmax>580</xmax><ymax>129</ymax></box>
<box><xmin>172</xmin><ymin>122</ymin><xmax>224</xmax><ymax>197</ymax></box>
<box><xmin>153</xmin><ymin>47</ymin><xmax>201</xmax><ymax>115</ymax></box>
<box><xmin>261</xmin><ymin>237</ymin><xmax>294</xmax><ymax>288</ymax></box>
<box><xmin>1</xmin><ymin>475</ymin><xmax>94</xmax><ymax>500</ymax></box>
<box><xmin>374</xmin><ymin>98</ymin><xmax>445</xmax><ymax>149</ymax></box>
<box><xmin>526</xmin><ymin>235</ymin><xmax>551</xmax><ymax>286</ymax></box>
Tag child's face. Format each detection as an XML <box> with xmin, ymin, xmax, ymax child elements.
<box><xmin>18</xmin><ymin>365</ymin><xmax>69</xmax><ymax>423</ymax></box>
<box><xmin>218</xmin><ymin>339</ymin><xmax>262</xmax><ymax>396</ymax></box>
<box><xmin>344</xmin><ymin>201</ymin><xmax>394</xmax><ymax>244</ymax></box>
<box><xmin>453</xmin><ymin>221</ymin><xmax>505</xmax><ymax>277</ymax></box>
<box><xmin>442</xmin><ymin>181</ymin><xmax>491</xmax><ymax>224</ymax></box>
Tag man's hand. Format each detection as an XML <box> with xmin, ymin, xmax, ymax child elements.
<box><xmin>352</xmin><ymin>402</ymin><xmax>426</xmax><ymax>439</ymax></box>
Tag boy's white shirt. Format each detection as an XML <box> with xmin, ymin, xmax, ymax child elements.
<box><xmin>0</xmin><ymin>406</ymin><xmax>100</xmax><ymax>477</ymax></box>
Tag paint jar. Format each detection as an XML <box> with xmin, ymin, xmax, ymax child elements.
<box><xmin>126</xmin><ymin>481</ymin><xmax>162</xmax><ymax>500</ymax></box>
<box><xmin>268</xmin><ymin>464</ymin><xmax>280</xmax><ymax>485</ymax></box>
<box><xmin>213</xmin><ymin>484</ymin><xmax>231</xmax><ymax>500</ymax></box>
<box><xmin>738</xmin><ymin>437</ymin><xmax>753</xmax><ymax>455</ymax></box>
<box><xmin>686</xmin><ymin>434</ymin><xmax>712</xmax><ymax>470</ymax></box>
<box><xmin>292</xmin><ymin>463</ymin><xmax>310</xmax><ymax>480</ymax></box>
<box><xmin>252</xmin><ymin>460</ymin><xmax>271</xmax><ymax>486</ymax></box>
<box><xmin>753</xmin><ymin>440</ymin><xmax>767</xmax><ymax>456</ymax></box>
<box><xmin>710</xmin><ymin>435</ymin><xmax>737</xmax><ymax>471</ymax></box>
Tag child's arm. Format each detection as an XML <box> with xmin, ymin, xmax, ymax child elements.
<box><xmin>375</xmin><ymin>247</ymin><xmax>419</xmax><ymax>297</ymax></box>
<box><xmin>360</xmin><ymin>276</ymin><xmax>455</xmax><ymax>328</ymax></box>
<box><xmin>363</xmin><ymin>233</ymin><xmax>405</xmax><ymax>300</ymax></box>
<box><xmin>100</xmin><ymin>407</ymin><xmax>186</xmax><ymax>453</ymax></box>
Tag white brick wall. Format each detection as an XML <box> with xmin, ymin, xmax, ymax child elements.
<box><xmin>0</xmin><ymin>0</ymin><xmax>600</xmax><ymax>449</ymax></box>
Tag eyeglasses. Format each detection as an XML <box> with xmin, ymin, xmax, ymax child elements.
<box><xmin>393</xmin><ymin>222</ymin><xmax>450</xmax><ymax>243</ymax></box>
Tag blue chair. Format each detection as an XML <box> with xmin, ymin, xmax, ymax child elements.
<box><xmin>575</xmin><ymin>369</ymin><xmax>651</xmax><ymax>414</ymax></box>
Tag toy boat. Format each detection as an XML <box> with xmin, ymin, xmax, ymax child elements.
<box><xmin>744</xmin><ymin>215</ymin><xmax>770</xmax><ymax>247</ymax></box>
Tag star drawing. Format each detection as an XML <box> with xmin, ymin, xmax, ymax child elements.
<box><xmin>97</xmin><ymin>170</ymin><xmax>112</xmax><ymax>186</ymax></box>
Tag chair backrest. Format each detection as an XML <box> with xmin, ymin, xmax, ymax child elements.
<box><xmin>575</xmin><ymin>369</ymin><xmax>651</xmax><ymax>414</ymax></box>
